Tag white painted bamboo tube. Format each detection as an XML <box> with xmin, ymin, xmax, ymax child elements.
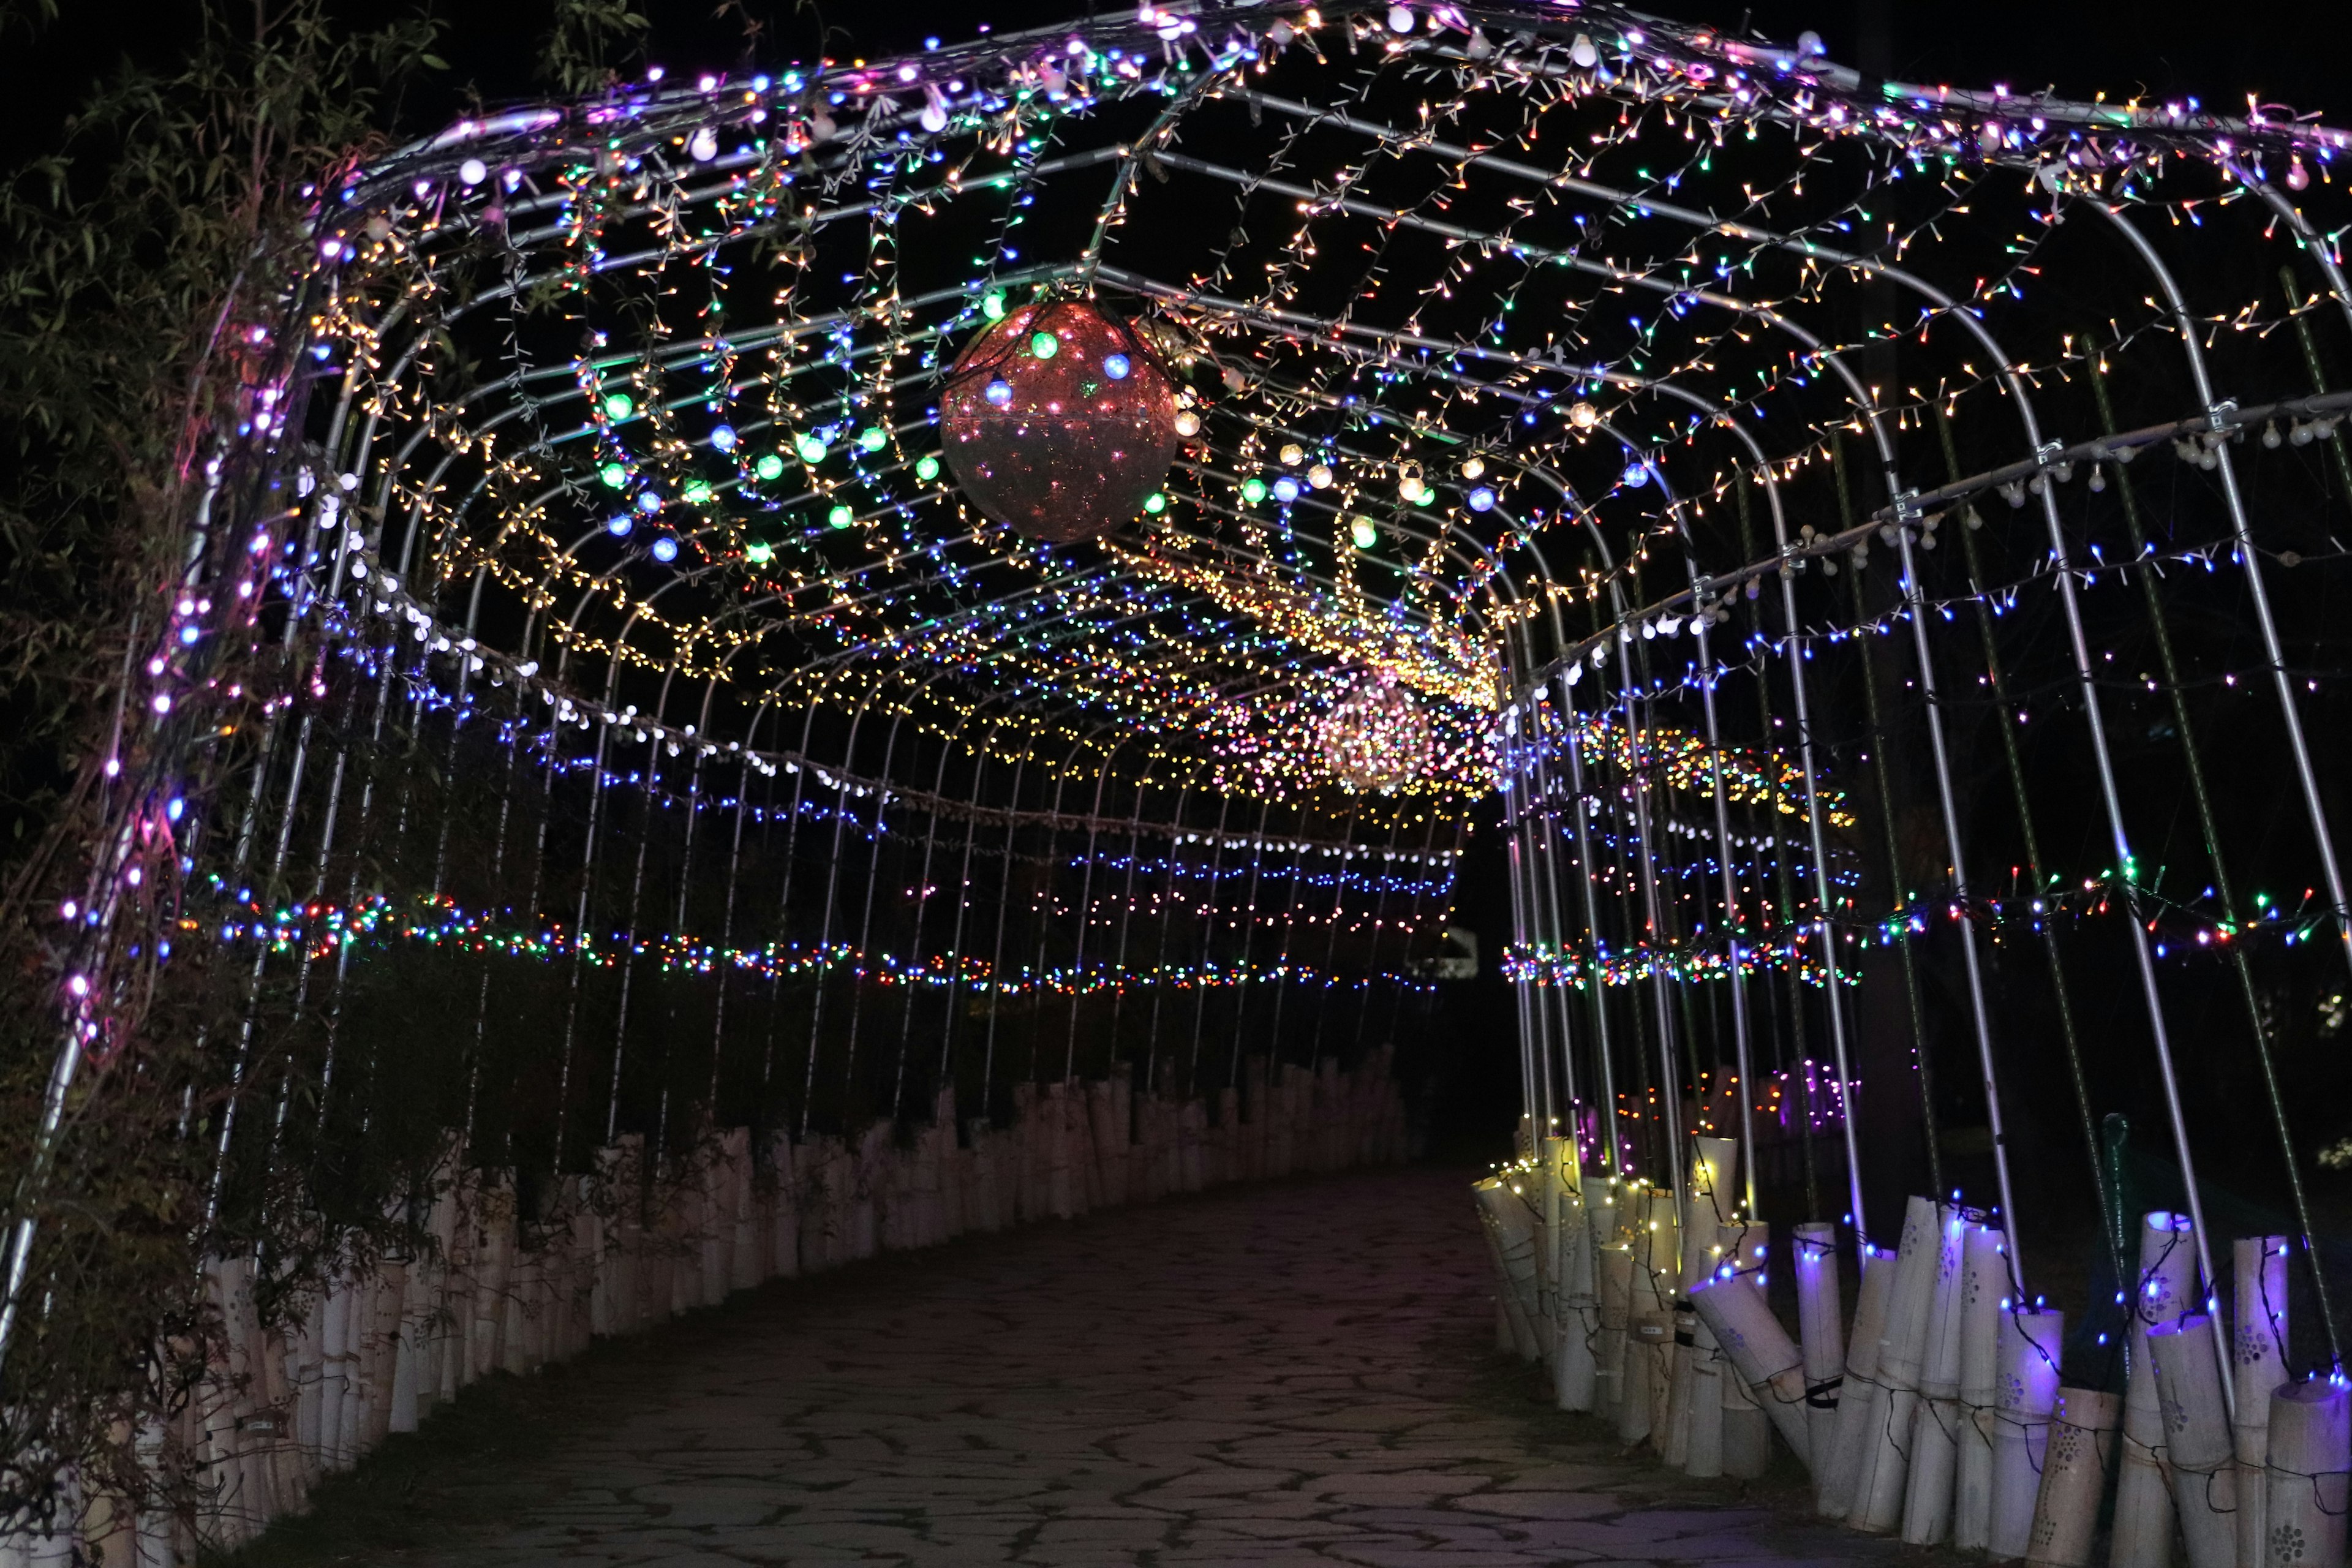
<box><xmin>366</xmin><ymin>1259</ymin><xmax>405</xmax><ymax>1445</ymax></box>
<box><xmin>1990</xmin><ymin>1306</ymin><xmax>2066</xmax><ymax>1561</ymax></box>
<box><xmin>320</xmin><ymin>1273</ymin><xmax>354</xmax><ymax>1470</ymax></box>
<box><xmin>2117</xmin><ymin>1211</ymin><xmax>2202</xmax><ymax>1568</ymax></box>
<box><xmin>2150</xmin><ymin>1313</ymin><xmax>2238</xmax><ymax>1568</ymax></box>
<box><xmin>1685</xmin><ymin>1137</ymin><xmax>1740</xmax><ymax>1287</ymax></box>
<box><xmin>1474</xmin><ymin>1178</ymin><xmax>1542</xmax><ymax>1361</ymax></box>
<box><xmin>2029</xmin><ymin>1388</ymin><xmax>2122</xmax><ymax>1567</ymax></box>
<box><xmin>1638</xmin><ymin>1184</ymin><xmax>1681</xmax><ymax>1450</ymax></box>
<box><xmin>1686</xmin><ymin>1308</ymin><xmax>1726</xmax><ymax>1478</ymax></box>
<box><xmin>1795</xmin><ymin>1222</ymin><xmax>1845</xmax><ymax>1481</ymax></box>
<box><xmin>2236</xmin><ymin>1237</ymin><xmax>2290</xmax><ymax>1568</ymax></box>
<box><xmin>1903</xmin><ymin>1205</ymin><xmax>1977</xmax><ymax>1545</ymax></box>
<box><xmin>1689</xmin><ymin>1248</ymin><xmax>1811</xmax><ymax>1464</ymax></box>
<box><xmin>1822</xmin><ymin>1240</ymin><xmax>1898</xmax><ymax>1519</ymax></box>
<box><xmin>1551</xmin><ymin>1144</ymin><xmax>1598</xmax><ymax>1412</ymax></box>
<box><xmin>1663</xmin><ymin>1296</ymin><xmax>1698</xmax><ymax>1468</ymax></box>
<box><xmin>1718</xmin><ymin>1220</ymin><xmax>1773</xmax><ymax>1479</ymax></box>
<box><xmin>1625</xmin><ymin>1310</ymin><xmax>1668</xmax><ymax>1444</ymax></box>
<box><xmin>1856</xmin><ymin>1196</ymin><xmax>1945</xmax><ymax>1533</ymax></box>
<box><xmin>2264</xmin><ymin>1381</ymin><xmax>2348</xmax><ymax>1568</ymax></box>
<box><xmin>1956</xmin><ymin>1223</ymin><xmax>2010</xmax><ymax>1551</ymax></box>
<box><xmin>1597</xmin><ymin>1243</ymin><xmax>1634</xmax><ymax>1425</ymax></box>
<box><xmin>1539</xmin><ymin>1140</ymin><xmax>1567</xmax><ymax>1359</ymax></box>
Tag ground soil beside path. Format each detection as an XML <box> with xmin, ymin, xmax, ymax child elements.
<box><xmin>227</xmin><ymin>1164</ymin><xmax>1907</xmax><ymax>1568</ymax></box>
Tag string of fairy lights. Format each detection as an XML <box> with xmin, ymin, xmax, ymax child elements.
<box><xmin>14</xmin><ymin>0</ymin><xmax>2352</xmax><ymax>1404</ymax></box>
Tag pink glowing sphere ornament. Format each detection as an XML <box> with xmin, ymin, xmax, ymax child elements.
<box><xmin>1317</xmin><ymin>669</ymin><xmax>1434</xmax><ymax>793</ymax></box>
<box><xmin>941</xmin><ymin>300</ymin><xmax>1183</xmax><ymax>544</ymax></box>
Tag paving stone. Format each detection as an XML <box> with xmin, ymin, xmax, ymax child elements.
<box><xmin>304</xmin><ymin>1167</ymin><xmax>1899</xmax><ymax>1568</ymax></box>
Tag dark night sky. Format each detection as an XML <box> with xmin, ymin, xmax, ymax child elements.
<box><xmin>4</xmin><ymin>0</ymin><xmax>2348</xmax><ymax>159</ymax></box>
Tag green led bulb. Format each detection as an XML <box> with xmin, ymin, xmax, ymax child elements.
<box><xmin>981</xmin><ymin>290</ymin><xmax>1007</xmax><ymax>320</ymax></box>
<box><xmin>1142</xmin><ymin>492</ymin><xmax>1166</xmax><ymax>515</ymax></box>
<box><xmin>1350</xmin><ymin>516</ymin><xmax>1380</xmax><ymax>549</ymax></box>
<box><xmin>603</xmin><ymin>393</ymin><xmax>634</xmax><ymax>420</ymax></box>
<box><xmin>827</xmin><ymin>503</ymin><xmax>855</xmax><ymax>529</ymax></box>
<box><xmin>1030</xmin><ymin>330</ymin><xmax>1060</xmax><ymax>359</ymax></box>
<box><xmin>915</xmin><ymin>454</ymin><xmax>941</xmax><ymax>481</ymax></box>
<box><xmin>796</xmin><ymin>434</ymin><xmax>829</xmax><ymax>463</ymax></box>
<box><xmin>1241</xmin><ymin>477</ymin><xmax>1267</xmax><ymax>505</ymax></box>
<box><xmin>858</xmin><ymin>426</ymin><xmax>887</xmax><ymax>452</ymax></box>
<box><xmin>744</xmin><ymin>540</ymin><xmax>774</xmax><ymax>564</ymax></box>
<box><xmin>680</xmin><ymin>480</ymin><xmax>713</xmax><ymax>505</ymax></box>
<box><xmin>754</xmin><ymin>453</ymin><xmax>785</xmax><ymax>481</ymax></box>
<box><xmin>600</xmin><ymin>462</ymin><xmax>629</xmax><ymax>489</ymax></box>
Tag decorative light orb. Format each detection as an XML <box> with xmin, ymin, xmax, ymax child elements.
<box><xmin>1349</xmin><ymin>515</ymin><xmax>1380</xmax><ymax>549</ymax></box>
<box><xmin>650</xmin><ymin>536</ymin><xmax>679</xmax><ymax>562</ymax></box>
<box><xmin>754</xmin><ymin>453</ymin><xmax>785</xmax><ymax>481</ymax></box>
<box><xmin>745</xmin><ymin>540</ymin><xmax>774</xmax><ymax>564</ymax></box>
<box><xmin>1387</xmin><ymin>5</ymin><xmax>1415</xmax><ymax>34</ymax></box>
<box><xmin>1568</xmin><ymin>401</ymin><xmax>1600</xmax><ymax>429</ymax></box>
<box><xmin>1102</xmin><ymin>353</ymin><xmax>1131</xmax><ymax>380</ymax></box>
<box><xmin>1460</xmin><ymin>454</ymin><xmax>1486</xmax><ymax>479</ymax></box>
<box><xmin>710</xmin><ymin>424</ymin><xmax>737</xmax><ymax>451</ymax></box>
<box><xmin>1174</xmin><ymin>409</ymin><xmax>1202</xmax><ymax>437</ymax></box>
<box><xmin>1569</xmin><ymin>33</ymin><xmax>1599</xmax><ymax>69</ymax></box>
<box><xmin>680</xmin><ymin>480</ymin><xmax>714</xmax><ymax>504</ymax></box>
<box><xmin>827</xmin><ymin>503</ymin><xmax>855</xmax><ymax>529</ymax></box>
<box><xmin>981</xmin><ymin>290</ymin><xmax>1008</xmax><ymax>320</ymax></box>
<box><xmin>635</xmin><ymin>489</ymin><xmax>663</xmax><ymax>513</ymax></box>
<box><xmin>1467</xmin><ymin>486</ymin><xmax>1496</xmax><ymax>511</ymax></box>
<box><xmin>1143</xmin><ymin>492</ymin><xmax>1167</xmax><ymax>514</ymax></box>
<box><xmin>600</xmin><ymin>462</ymin><xmax>629</xmax><ymax>488</ymax></box>
<box><xmin>1242</xmin><ymin>477</ymin><xmax>1268</xmax><ymax>504</ymax></box>
<box><xmin>1272</xmin><ymin>476</ymin><xmax>1300</xmax><ymax>502</ymax></box>
<box><xmin>459</xmin><ymin>157</ymin><xmax>488</xmax><ymax>186</ymax></box>
<box><xmin>688</xmin><ymin>126</ymin><xmax>720</xmax><ymax>162</ymax></box>
<box><xmin>606</xmin><ymin>514</ymin><xmax>634</xmax><ymax>537</ymax></box>
<box><xmin>915</xmin><ymin>454</ymin><xmax>941</xmax><ymax>481</ymax></box>
<box><xmin>796</xmin><ymin>433</ymin><xmax>829</xmax><ymax>463</ymax></box>
<box><xmin>857</xmin><ymin>425</ymin><xmax>888</xmax><ymax>452</ymax></box>
<box><xmin>1279</xmin><ymin>443</ymin><xmax>1305</xmax><ymax>466</ymax></box>
<box><xmin>1308</xmin><ymin>463</ymin><xmax>1334</xmax><ymax>489</ymax></box>
<box><xmin>1317</xmin><ymin>669</ymin><xmax>1433</xmax><ymax>793</ymax></box>
<box><xmin>603</xmin><ymin>393</ymin><xmax>634</xmax><ymax>419</ymax></box>
<box><xmin>941</xmin><ymin>299</ymin><xmax>1183</xmax><ymax>543</ymax></box>
<box><xmin>1621</xmin><ymin>462</ymin><xmax>1650</xmax><ymax>488</ymax></box>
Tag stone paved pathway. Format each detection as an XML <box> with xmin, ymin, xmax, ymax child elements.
<box><xmin>350</xmin><ymin>1166</ymin><xmax>1898</xmax><ymax>1568</ymax></box>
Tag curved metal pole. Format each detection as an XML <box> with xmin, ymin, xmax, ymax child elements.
<box><xmin>840</xmin><ymin>706</ymin><xmax>910</xmax><ymax>1109</ymax></box>
<box><xmin>799</xmin><ymin>692</ymin><xmax>878</xmax><ymax>1138</ymax></box>
<box><xmin>1063</xmin><ymin>740</ymin><xmax>1133</xmax><ymax>1082</ymax></box>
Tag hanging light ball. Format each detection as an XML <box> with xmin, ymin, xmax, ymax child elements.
<box><xmin>941</xmin><ymin>299</ymin><xmax>1183</xmax><ymax>543</ymax></box>
<box><xmin>1317</xmin><ymin>669</ymin><xmax>1433</xmax><ymax>793</ymax></box>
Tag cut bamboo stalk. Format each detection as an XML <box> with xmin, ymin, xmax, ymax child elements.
<box><xmin>1904</xmin><ymin>1204</ymin><xmax>1977</xmax><ymax>1545</ymax></box>
<box><xmin>2236</xmin><ymin>1237</ymin><xmax>2289</xmax><ymax>1568</ymax></box>
<box><xmin>1956</xmin><ymin>1223</ymin><xmax>2010</xmax><ymax>1551</ymax></box>
<box><xmin>2116</xmin><ymin>1211</ymin><xmax>2203</xmax><ymax>1568</ymax></box>
<box><xmin>1991</xmin><ymin>1307</ymin><xmax>2067</xmax><ymax>1561</ymax></box>
<box><xmin>2029</xmin><ymin>1387</ymin><xmax>2121</xmax><ymax>1567</ymax></box>
<box><xmin>2264</xmin><ymin>1381</ymin><xmax>2348</xmax><ymax>1568</ymax></box>
<box><xmin>1474</xmin><ymin>1175</ymin><xmax>1544</xmax><ymax>1360</ymax></box>
<box><xmin>1795</xmin><ymin>1221</ymin><xmax>1845</xmax><ymax>1482</ymax></box>
<box><xmin>1549</xmin><ymin>1140</ymin><xmax>1598</xmax><ymax>1412</ymax></box>
<box><xmin>1822</xmin><ymin>1238</ymin><xmax>1898</xmax><ymax>1519</ymax></box>
<box><xmin>2150</xmin><ymin>1313</ymin><xmax>2238</xmax><ymax>1568</ymax></box>
<box><xmin>1597</xmin><ymin>1242</ymin><xmax>1634</xmax><ymax>1425</ymax></box>
<box><xmin>1856</xmin><ymin>1196</ymin><xmax>1945</xmax><ymax>1532</ymax></box>
<box><xmin>1689</xmin><ymin>1265</ymin><xmax>1809</xmax><ymax>1461</ymax></box>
